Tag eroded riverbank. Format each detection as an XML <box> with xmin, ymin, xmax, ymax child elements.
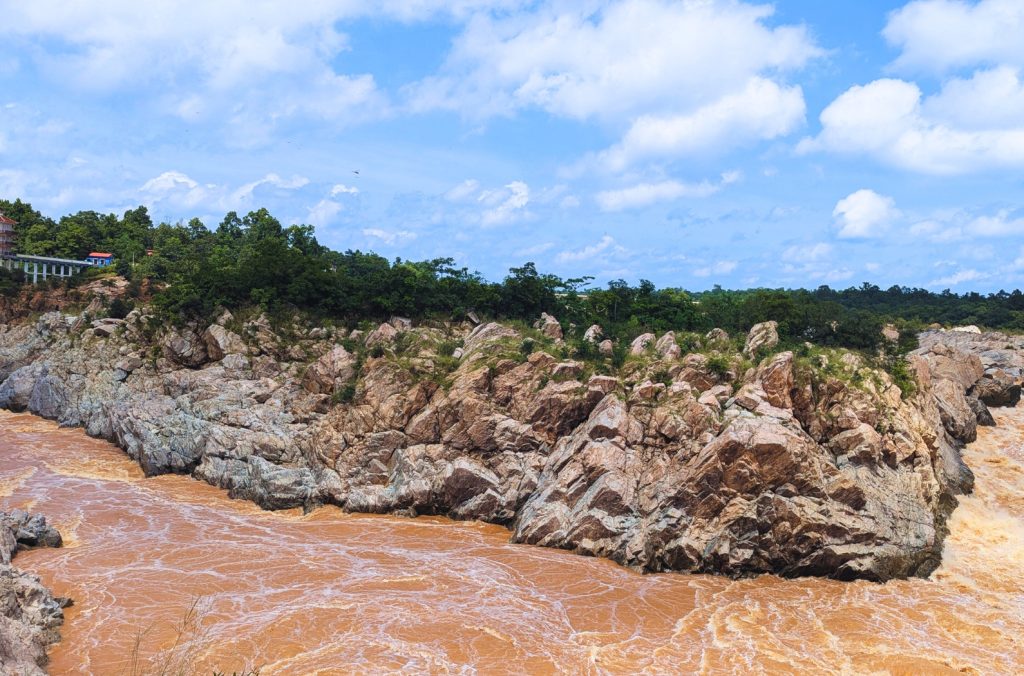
<box><xmin>2</xmin><ymin>408</ymin><xmax>1022</xmax><ymax>674</ymax></box>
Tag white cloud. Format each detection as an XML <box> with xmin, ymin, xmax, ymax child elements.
<box><xmin>884</xmin><ymin>0</ymin><xmax>1024</xmax><ymax>74</ymax></box>
<box><xmin>330</xmin><ymin>183</ymin><xmax>359</xmax><ymax>196</ymax></box>
<box><xmin>480</xmin><ymin>180</ymin><xmax>529</xmax><ymax>225</ymax></box>
<box><xmin>693</xmin><ymin>260</ymin><xmax>738</xmax><ymax>278</ymax></box>
<box><xmin>231</xmin><ymin>173</ymin><xmax>309</xmax><ymax>204</ymax></box>
<box><xmin>140</xmin><ymin>170</ymin><xmax>211</xmax><ymax>208</ymax></box>
<box><xmin>0</xmin><ymin>169</ymin><xmax>32</xmax><ymax>200</ymax></box>
<box><xmin>598</xmin><ymin>77</ymin><xmax>805</xmax><ymax>170</ymax></box>
<box><xmin>139</xmin><ymin>170</ymin><xmax>311</xmax><ymax>214</ymax></box>
<box><xmin>782</xmin><ymin>243</ymin><xmax>833</xmax><ymax>262</ymax></box>
<box><xmin>910</xmin><ymin>209</ymin><xmax>1024</xmax><ymax>242</ymax></box>
<box><xmin>595</xmin><ymin>172</ymin><xmax>739</xmax><ymax>211</ymax></box>
<box><xmin>362</xmin><ymin>228</ymin><xmax>417</xmax><ymax>245</ymax></box>
<box><xmin>409</xmin><ymin>0</ymin><xmax>819</xmax><ymax>170</ymax></box>
<box><xmin>411</xmin><ymin>1</ymin><xmax>818</xmax><ymax>120</ymax></box>
<box><xmin>804</xmin><ymin>2</ymin><xmax>1024</xmax><ymax>176</ymax></box>
<box><xmin>515</xmin><ymin>242</ymin><xmax>554</xmax><ymax>257</ymax></box>
<box><xmin>800</xmin><ymin>77</ymin><xmax>1024</xmax><ymax>174</ymax></box>
<box><xmin>929</xmin><ymin>268</ymin><xmax>986</xmax><ymax>287</ymax></box>
<box><xmin>445</xmin><ymin>179</ymin><xmax>480</xmax><ymax>202</ymax></box>
<box><xmin>308</xmin><ymin>199</ymin><xmax>344</xmax><ymax>228</ymax></box>
<box><xmin>555</xmin><ymin>235</ymin><xmax>623</xmax><ymax>264</ymax></box>
<box><xmin>833</xmin><ymin>189</ymin><xmax>899</xmax><ymax>239</ymax></box>
<box><xmin>923</xmin><ymin>66</ymin><xmax>1024</xmax><ymax>129</ymax></box>
<box><xmin>968</xmin><ymin>210</ymin><xmax>1024</xmax><ymax>237</ymax></box>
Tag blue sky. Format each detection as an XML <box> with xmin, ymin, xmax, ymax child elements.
<box><xmin>2</xmin><ymin>0</ymin><xmax>1023</xmax><ymax>291</ymax></box>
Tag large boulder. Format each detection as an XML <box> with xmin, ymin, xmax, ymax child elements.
<box><xmin>743</xmin><ymin>321</ymin><xmax>779</xmax><ymax>357</ymax></box>
<box><xmin>629</xmin><ymin>333</ymin><xmax>655</xmax><ymax>355</ymax></box>
<box><xmin>535</xmin><ymin>313</ymin><xmax>563</xmax><ymax>341</ymax></box>
<box><xmin>969</xmin><ymin>371</ymin><xmax>1021</xmax><ymax>408</ymax></box>
<box><xmin>583</xmin><ymin>324</ymin><xmax>603</xmax><ymax>343</ymax></box>
<box><xmin>365</xmin><ymin>322</ymin><xmax>399</xmax><ymax>347</ymax></box>
<box><xmin>655</xmin><ymin>332</ymin><xmax>681</xmax><ymax>359</ymax></box>
<box><xmin>162</xmin><ymin>327</ymin><xmax>209</xmax><ymax>368</ymax></box>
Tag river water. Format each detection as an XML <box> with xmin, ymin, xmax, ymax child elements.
<box><xmin>1</xmin><ymin>409</ymin><xmax>1022</xmax><ymax>675</ymax></box>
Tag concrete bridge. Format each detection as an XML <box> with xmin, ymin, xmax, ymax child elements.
<box><xmin>1</xmin><ymin>254</ymin><xmax>97</xmax><ymax>283</ymax></box>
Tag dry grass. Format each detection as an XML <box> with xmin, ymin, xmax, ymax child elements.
<box><xmin>119</xmin><ymin>596</ymin><xmax>261</xmax><ymax>676</ymax></box>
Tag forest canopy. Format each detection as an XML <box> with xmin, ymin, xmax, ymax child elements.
<box><xmin>3</xmin><ymin>198</ymin><xmax>1024</xmax><ymax>353</ymax></box>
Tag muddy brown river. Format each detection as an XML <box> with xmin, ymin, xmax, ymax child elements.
<box><xmin>1</xmin><ymin>408</ymin><xmax>1022</xmax><ymax>674</ymax></box>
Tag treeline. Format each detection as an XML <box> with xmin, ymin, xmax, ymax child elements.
<box><xmin>2</xmin><ymin>199</ymin><xmax>1023</xmax><ymax>352</ymax></box>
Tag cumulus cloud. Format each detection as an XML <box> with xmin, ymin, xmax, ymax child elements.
<box><xmin>362</xmin><ymin>228</ymin><xmax>417</xmax><ymax>245</ymax></box>
<box><xmin>231</xmin><ymin>173</ymin><xmax>309</xmax><ymax>204</ymax></box>
<box><xmin>598</xmin><ymin>77</ymin><xmax>805</xmax><ymax>170</ymax></box>
<box><xmin>139</xmin><ymin>170</ymin><xmax>310</xmax><ymax>214</ymax></box>
<box><xmin>782</xmin><ymin>243</ymin><xmax>833</xmax><ymax>262</ymax></box>
<box><xmin>595</xmin><ymin>172</ymin><xmax>739</xmax><ymax>211</ymax></box>
<box><xmin>555</xmin><ymin>235</ymin><xmax>623</xmax><ymax>264</ymax></box>
<box><xmin>409</xmin><ymin>0</ymin><xmax>819</xmax><ymax>169</ymax></box>
<box><xmin>929</xmin><ymin>268</ymin><xmax>987</xmax><ymax>287</ymax></box>
<box><xmin>444</xmin><ymin>179</ymin><xmax>481</xmax><ymax>202</ymax></box>
<box><xmin>884</xmin><ymin>0</ymin><xmax>1024</xmax><ymax>74</ymax></box>
<box><xmin>833</xmin><ymin>189</ymin><xmax>899</xmax><ymax>239</ymax></box>
<box><xmin>2</xmin><ymin>1</ymin><xmax>409</xmax><ymax>138</ymax></box>
<box><xmin>479</xmin><ymin>181</ymin><xmax>530</xmax><ymax>225</ymax></box>
<box><xmin>330</xmin><ymin>183</ymin><xmax>359</xmax><ymax>196</ymax></box>
<box><xmin>693</xmin><ymin>260</ymin><xmax>738</xmax><ymax>278</ymax></box>
<box><xmin>800</xmin><ymin>77</ymin><xmax>1024</xmax><ymax>174</ymax></box>
<box><xmin>910</xmin><ymin>208</ymin><xmax>1024</xmax><ymax>242</ymax></box>
<box><xmin>803</xmin><ymin>0</ymin><xmax>1024</xmax><ymax>174</ymax></box>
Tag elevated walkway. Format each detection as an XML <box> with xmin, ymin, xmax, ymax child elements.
<box><xmin>1</xmin><ymin>254</ymin><xmax>96</xmax><ymax>283</ymax></box>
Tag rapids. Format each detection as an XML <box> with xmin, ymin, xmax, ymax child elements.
<box><xmin>1</xmin><ymin>408</ymin><xmax>1022</xmax><ymax>675</ymax></box>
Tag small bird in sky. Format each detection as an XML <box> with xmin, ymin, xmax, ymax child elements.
<box><xmin>353</xmin><ymin>170</ymin><xmax>360</xmax><ymax>176</ymax></box>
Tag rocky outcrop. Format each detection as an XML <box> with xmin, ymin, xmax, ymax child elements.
<box><xmin>918</xmin><ymin>328</ymin><xmax>1023</xmax><ymax>407</ymax></box>
<box><xmin>743</xmin><ymin>321</ymin><xmax>779</xmax><ymax>357</ymax></box>
<box><xmin>1</xmin><ymin>511</ymin><xmax>65</xmax><ymax>676</ymax></box>
<box><xmin>1</xmin><ymin>307</ymin><xmax>1016</xmax><ymax>583</ymax></box>
<box><xmin>535</xmin><ymin>313</ymin><xmax>563</xmax><ymax>341</ymax></box>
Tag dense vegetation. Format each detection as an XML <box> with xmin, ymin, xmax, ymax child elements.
<box><xmin>3</xmin><ymin>199</ymin><xmax>1024</xmax><ymax>355</ymax></box>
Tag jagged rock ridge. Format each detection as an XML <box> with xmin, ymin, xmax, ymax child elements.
<box><xmin>1</xmin><ymin>307</ymin><xmax>1018</xmax><ymax>582</ymax></box>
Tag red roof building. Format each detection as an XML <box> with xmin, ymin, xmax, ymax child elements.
<box><xmin>86</xmin><ymin>252</ymin><xmax>115</xmax><ymax>267</ymax></box>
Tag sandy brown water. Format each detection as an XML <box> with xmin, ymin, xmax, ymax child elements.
<box><xmin>1</xmin><ymin>409</ymin><xmax>1022</xmax><ymax>675</ymax></box>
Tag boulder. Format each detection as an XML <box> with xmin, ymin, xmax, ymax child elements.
<box><xmin>967</xmin><ymin>395</ymin><xmax>995</xmax><ymax>426</ymax></box>
<box><xmin>629</xmin><ymin>333</ymin><xmax>655</xmax><ymax>355</ymax></box>
<box><xmin>389</xmin><ymin>316</ymin><xmax>413</xmax><ymax>331</ymax></box>
<box><xmin>1</xmin><ymin>510</ymin><xmax>65</xmax><ymax>675</ymax></box>
<box><xmin>969</xmin><ymin>371</ymin><xmax>1021</xmax><ymax>408</ymax></box>
<box><xmin>655</xmin><ymin>332</ymin><xmax>681</xmax><ymax>359</ymax></box>
<box><xmin>705</xmin><ymin>327</ymin><xmax>729</xmax><ymax>342</ymax></box>
<box><xmin>598</xmin><ymin>340</ymin><xmax>614</xmax><ymax>356</ymax></box>
<box><xmin>743</xmin><ymin>321</ymin><xmax>779</xmax><ymax>357</ymax></box>
<box><xmin>302</xmin><ymin>346</ymin><xmax>357</xmax><ymax>395</ymax></box>
<box><xmin>535</xmin><ymin>313</ymin><xmax>563</xmax><ymax>341</ymax></box>
<box><xmin>162</xmin><ymin>328</ymin><xmax>209</xmax><ymax>368</ymax></box>
<box><xmin>203</xmin><ymin>324</ymin><xmax>246</xmax><ymax>361</ymax></box>
<box><xmin>365</xmin><ymin>322</ymin><xmax>399</xmax><ymax>347</ymax></box>
<box><xmin>758</xmin><ymin>351</ymin><xmax>794</xmax><ymax>409</ymax></box>
<box><xmin>583</xmin><ymin>324</ymin><xmax>603</xmax><ymax>343</ymax></box>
